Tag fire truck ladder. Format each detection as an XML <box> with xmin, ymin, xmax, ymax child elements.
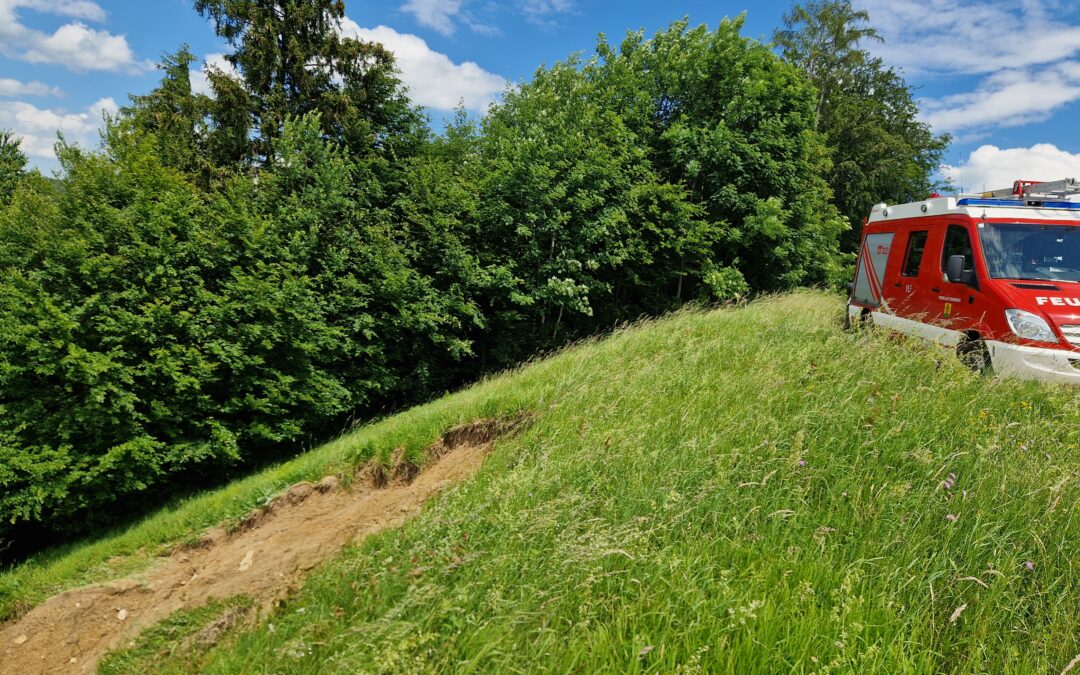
<box><xmin>981</xmin><ymin>178</ymin><xmax>1080</xmax><ymax>200</ymax></box>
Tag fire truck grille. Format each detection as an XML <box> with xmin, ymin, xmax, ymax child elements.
<box><xmin>1012</xmin><ymin>283</ymin><xmax>1062</xmax><ymax>291</ymax></box>
<box><xmin>1060</xmin><ymin>324</ymin><xmax>1080</xmax><ymax>347</ymax></box>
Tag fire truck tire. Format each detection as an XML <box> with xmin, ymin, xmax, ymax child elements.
<box><xmin>957</xmin><ymin>336</ymin><xmax>992</xmax><ymax>373</ymax></box>
<box><xmin>844</xmin><ymin>307</ymin><xmax>872</xmax><ymax>332</ymax></box>
<box><xmin>856</xmin><ymin>310</ymin><xmax>873</xmax><ymax>332</ymax></box>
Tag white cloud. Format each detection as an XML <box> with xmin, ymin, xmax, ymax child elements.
<box><xmin>0</xmin><ymin>97</ymin><xmax>116</xmax><ymax>160</ymax></box>
<box><xmin>399</xmin><ymin>0</ymin><xmax>569</xmax><ymax>35</ymax></box>
<box><xmin>8</xmin><ymin>0</ymin><xmax>106</xmax><ymax>22</ymax></box>
<box><xmin>921</xmin><ymin>62</ymin><xmax>1080</xmax><ymax>133</ymax></box>
<box><xmin>520</xmin><ymin>0</ymin><xmax>573</xmax><ymax>15</ymax></box>
<box><xmin>518</xmin><ymin>0</ymin><xmax>573</xmax><ymax>27</ymax></box>
<box><xmin>340</xmin><ymin>21</ymin><xmax>506</xmax><ymax>112</ymax></box>
<box><xmin>854</xmin><ymin>1</ymin><xmax>1080</xmax><ymax>136</ymax></box>
<box><xmin>22</xmin><ymin>22</ymin><xmax>141</xmax><ymax>72</ymax></box>
<box><xmin>0</xmin><ymin>0</ymin><xmax>145</xmax><ymax>73</ymax></box>
<box><xmin>189</xmin><ymin>53</ymin><xmax>238</xmax><ymax>97</ymax></box>
<box><xmin>941</xmin><ymin>144</ymin><xmax>1080</xmax><ymax>194</ymax></box>
<box><xmin>855</xmin><ymin>0</ymin><xmax>1080</xmax><ymax>75</ymax></box>
<box><xmin>0</xmin><ymin>78</ymin><xmax>62</xmax><ymax>97</ymax></box>
<box><xmin>401</xmin><ymin>0</ymin><xmax>462</xmax><ymax>36</ymax></box>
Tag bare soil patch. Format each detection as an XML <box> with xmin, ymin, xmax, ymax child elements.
<box><xmin>0</xmin><ymin>416</ymin><xmax>524</xmax><ymax>674</ymax></box>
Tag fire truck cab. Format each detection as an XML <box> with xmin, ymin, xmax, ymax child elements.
<box><xmin>847</xmin><ymin>178</ymin><xmax>1080</xmax><ymax>383</ymax></box>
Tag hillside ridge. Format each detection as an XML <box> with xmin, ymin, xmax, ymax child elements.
<box><xmin>1</xmin><ymin>417</ymin><xmax>525</xmax><ymax>674</ymax></box>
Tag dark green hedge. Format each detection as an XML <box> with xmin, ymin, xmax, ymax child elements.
<box><xmin>0</xmin><ymin>18</ymin><xmax>848</xmax><ymax>543</ymax></box>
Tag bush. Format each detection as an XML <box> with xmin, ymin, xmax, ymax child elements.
<box><xmin>467</xmin><ymin>18</ymin><xmax>847</xmax><ymax>368</ymax></box>
<box><xmin>0</xmin><ymin>116</ymin><xmax>478</xmax><ymax>538</ymax></box>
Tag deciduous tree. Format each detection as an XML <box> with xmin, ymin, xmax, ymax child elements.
<box><xmin>775</xmin><ymin>1</ymin><xmax>949</xmax><ymax>251</ymax></box>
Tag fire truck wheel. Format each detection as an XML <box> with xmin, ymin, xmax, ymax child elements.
<box><xmin>856</xmin><ymin>310</ymin><xmax>873</xmax><ymax>332</ymax></box>
<box><xmin>844</xmin><ymin>308</ymin><xmax>872</xmax><ymax>332</ymax></box>
<box><xmin>957</xmin><ymin>336</ymin><xmax>992</xmax><ymax>373</ymax></box>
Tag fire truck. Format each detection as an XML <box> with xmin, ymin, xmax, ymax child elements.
<box><xmin>847</xmin><ymin>178</ymin><xmax>1080</xmax><ymax>383</ymax></box>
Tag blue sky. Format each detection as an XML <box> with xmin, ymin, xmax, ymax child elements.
<box><xmin>3</xmin><ymin>0</ymin><xmax>1080</xmax><ymax>193</ymax></box>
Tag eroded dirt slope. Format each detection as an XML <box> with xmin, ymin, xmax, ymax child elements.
<box><xmin>0</xmin><ymin>417</ymin><xmax>522</xmax><ymax>674</ymax></box>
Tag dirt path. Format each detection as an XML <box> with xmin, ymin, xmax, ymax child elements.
<box><xmin>0</xmin><ymin>418</ymin><xmax>520</xmax><ymax>674</ymax></box>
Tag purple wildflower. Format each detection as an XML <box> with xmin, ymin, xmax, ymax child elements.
<box><xmin>797</xmin><ymin>460</ymin><xmax>807</xmax><ymax>467</ymax></box>
<box><xmin>1025</xmin><ymin>560</ymin><xmax>1035</xmax><ymax>571</ymax></box>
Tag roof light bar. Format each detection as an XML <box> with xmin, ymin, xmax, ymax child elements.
<box><xmin>956</xmin><ymin>198</ymin><xmax>1080</xmax><ymax>209</ymax></box>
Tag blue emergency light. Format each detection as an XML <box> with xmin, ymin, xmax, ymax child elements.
<box><xmin>956</xmin><ymin>198</ymin><xmax>1080</xmax><ymax>209</ymax></box>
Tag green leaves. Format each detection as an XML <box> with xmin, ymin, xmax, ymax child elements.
<box><xmin>774</xmin><ymin>1</ymin><xmax>950</xmax><ymax>252</ymax></box>
<box><xmin>0</xmin><ymin>131</ymin><xmax>28</xmax><ymax>205</ymax></box>
<box><xmin>0</xmin><ymin>112</ymin><xmax>476</xmax><ymax>540</ymax></box>
<box><xmin>193</xmin><ymin>0</ymin><xmax>422</xmax><ymax>167</ymax></box>
<box><xmin>466</xmin><ymin>18</ymin><xmax>844</xmax><ymax>367</ymax></box>
<box><xmin>0</xmin><ymin>9</ymin><xmax>938</xmax><ymax>550</ymax></box>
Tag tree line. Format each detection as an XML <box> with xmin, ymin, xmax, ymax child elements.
<box><xmin>0</xmin><ymin>0</ymin><xmax>946</xmax><ymax>551</ymax></box>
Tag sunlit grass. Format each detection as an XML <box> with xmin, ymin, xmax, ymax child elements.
<box><xmin>0</xmin><ymin>337</ymin><xmax>550</xmax><ymax>622</ymax></box>
<box><xmin>5</xmin><ymin>291</ymin><xmax>1080</xmax><ymax>673</ymax></box>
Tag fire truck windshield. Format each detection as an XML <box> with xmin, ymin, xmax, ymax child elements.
<box><xmin>978</xmin><ymin>222</ymin><xmax>1080</xmax><ymax>282</ymax></box>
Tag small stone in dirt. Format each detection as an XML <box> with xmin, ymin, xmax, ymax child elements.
<box><xmin>69</xmin><ymin>657</ymin><xmax>78</xmax><ymax>664</ymax></box>
<box><xmin>315</xmin><ymin>475</ymin><xmax>339</xmax><ymax>493</ymax></box>
<box><xmin>13</xmin><ymin>634</ymin><xmax>27</xmax><ymax>645</ymax></box>
<box><xmin>281</xmin><ymin>482</ymin><xmax>314</xmax><ymax>505</ymax></box>
<box><xmin>117</xmin><ymin>609</ymin><xmax>128</xmax><ymax>621</ymax></box>
<box><xmin>239</xmin><ymin>550</ymin><xmax>255</xmax><ymax>571</ymax></box>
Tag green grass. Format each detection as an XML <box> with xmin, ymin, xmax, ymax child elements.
<box><xmin>0</xmin><ymin>339</ymin><xmax>547</xmax><ymax>621</ymax></box>
<box><xmin>98</xmin><ymin>596</ymin><xmax>255</xmax><ymax>675</ymax></box>
<box><xmin>5</xmin><ymin>291</ymin><xmax>1080</xmax><ymax>672</ymax></box>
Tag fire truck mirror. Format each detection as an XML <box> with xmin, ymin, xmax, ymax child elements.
<box><xmin>945</xmin><ymin>255</ymin><xmax>966</xmax><ymax>284</ymax></box>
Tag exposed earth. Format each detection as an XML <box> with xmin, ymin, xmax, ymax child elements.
<box><xmin>0</xmin><ymin>417</ymin><xmax>521</xmax><ymax>674</ymax></box>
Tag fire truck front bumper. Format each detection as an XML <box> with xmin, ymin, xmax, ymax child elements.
<box><xmin>986</xmin><ymin>340</ymin><xmax>1080</xmax><ymax>384</ymax></box>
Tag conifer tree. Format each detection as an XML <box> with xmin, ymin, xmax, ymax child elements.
<box><xmin>0</xmin><ymin>131</ymin><xmax>28</xmax><ymax>204</ymax></box>
<box><xmin>193</xmin><ymin>0</ymin><xmax>419</xmax><ymax>164</ymax></box>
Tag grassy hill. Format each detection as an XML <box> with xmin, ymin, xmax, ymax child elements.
<box><xmin>4</xmin><ymin>291</ymin><xmax>1079</xmax><ymax>673</ymax></box>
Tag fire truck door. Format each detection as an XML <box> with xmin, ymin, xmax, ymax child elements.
<box><xmin>853</xmin><ymin>232</ymin><xmax>894</xmax><ymax>310</ymax></box>
<box><xmin>934</xmin><ymin>224</ymin><xmax>984</xmax><ymax>328</ymax></box>
<box><xmin>889</xmin><ymin>229</ymin><xmax>931</xmax><ymax>319</ymax></box>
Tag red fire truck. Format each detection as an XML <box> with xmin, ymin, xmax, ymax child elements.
<box><xmin>847</xmin><ymin>178</ymin><xmax>1080</xmax><ymax>383</ymax></box>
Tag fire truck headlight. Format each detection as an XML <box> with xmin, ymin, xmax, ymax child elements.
<box><xmin>1004</xmin><ymin>309</ymin><xmax>1058</xmax><ymax>343</ymax></box>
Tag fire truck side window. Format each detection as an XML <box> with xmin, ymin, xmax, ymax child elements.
<box><xmin>901</xmin><ymin>231</ymin><xmax>929</xmax><ymax>277</ymax></box>
<box><xmin>941</xmin><ymin>225</ymin><xmax>974</xmax><ymax>273</ymax></box>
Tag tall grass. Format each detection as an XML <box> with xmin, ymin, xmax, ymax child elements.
<box><xmin>10</xmin><ymin>291</ymin><xmax>1080</xmax><ymax>673</ymax></box>
<box><xmin>0</xmin><ymin>338</ymin><xmax>550</xmax><ymax>621</ymax></box>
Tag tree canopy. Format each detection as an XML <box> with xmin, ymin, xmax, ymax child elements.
<box><xmin>194</xmin><ymin>0</ymin><xmax>422</xmax><ymax>165</ymax></box>
<box><xmin>0</xmin><ymin>2</ymin><xmax>946</xmax><ymax>553</ymax></box>
<box><xmin>774</xmin><ymin>0</ymin><xmax>949</xmax><ymax>251</ymax></box>
<box><xmin>0</xmin><ymin>131</ymin><xmax>28</xmax><ymax>205</ymax></box>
